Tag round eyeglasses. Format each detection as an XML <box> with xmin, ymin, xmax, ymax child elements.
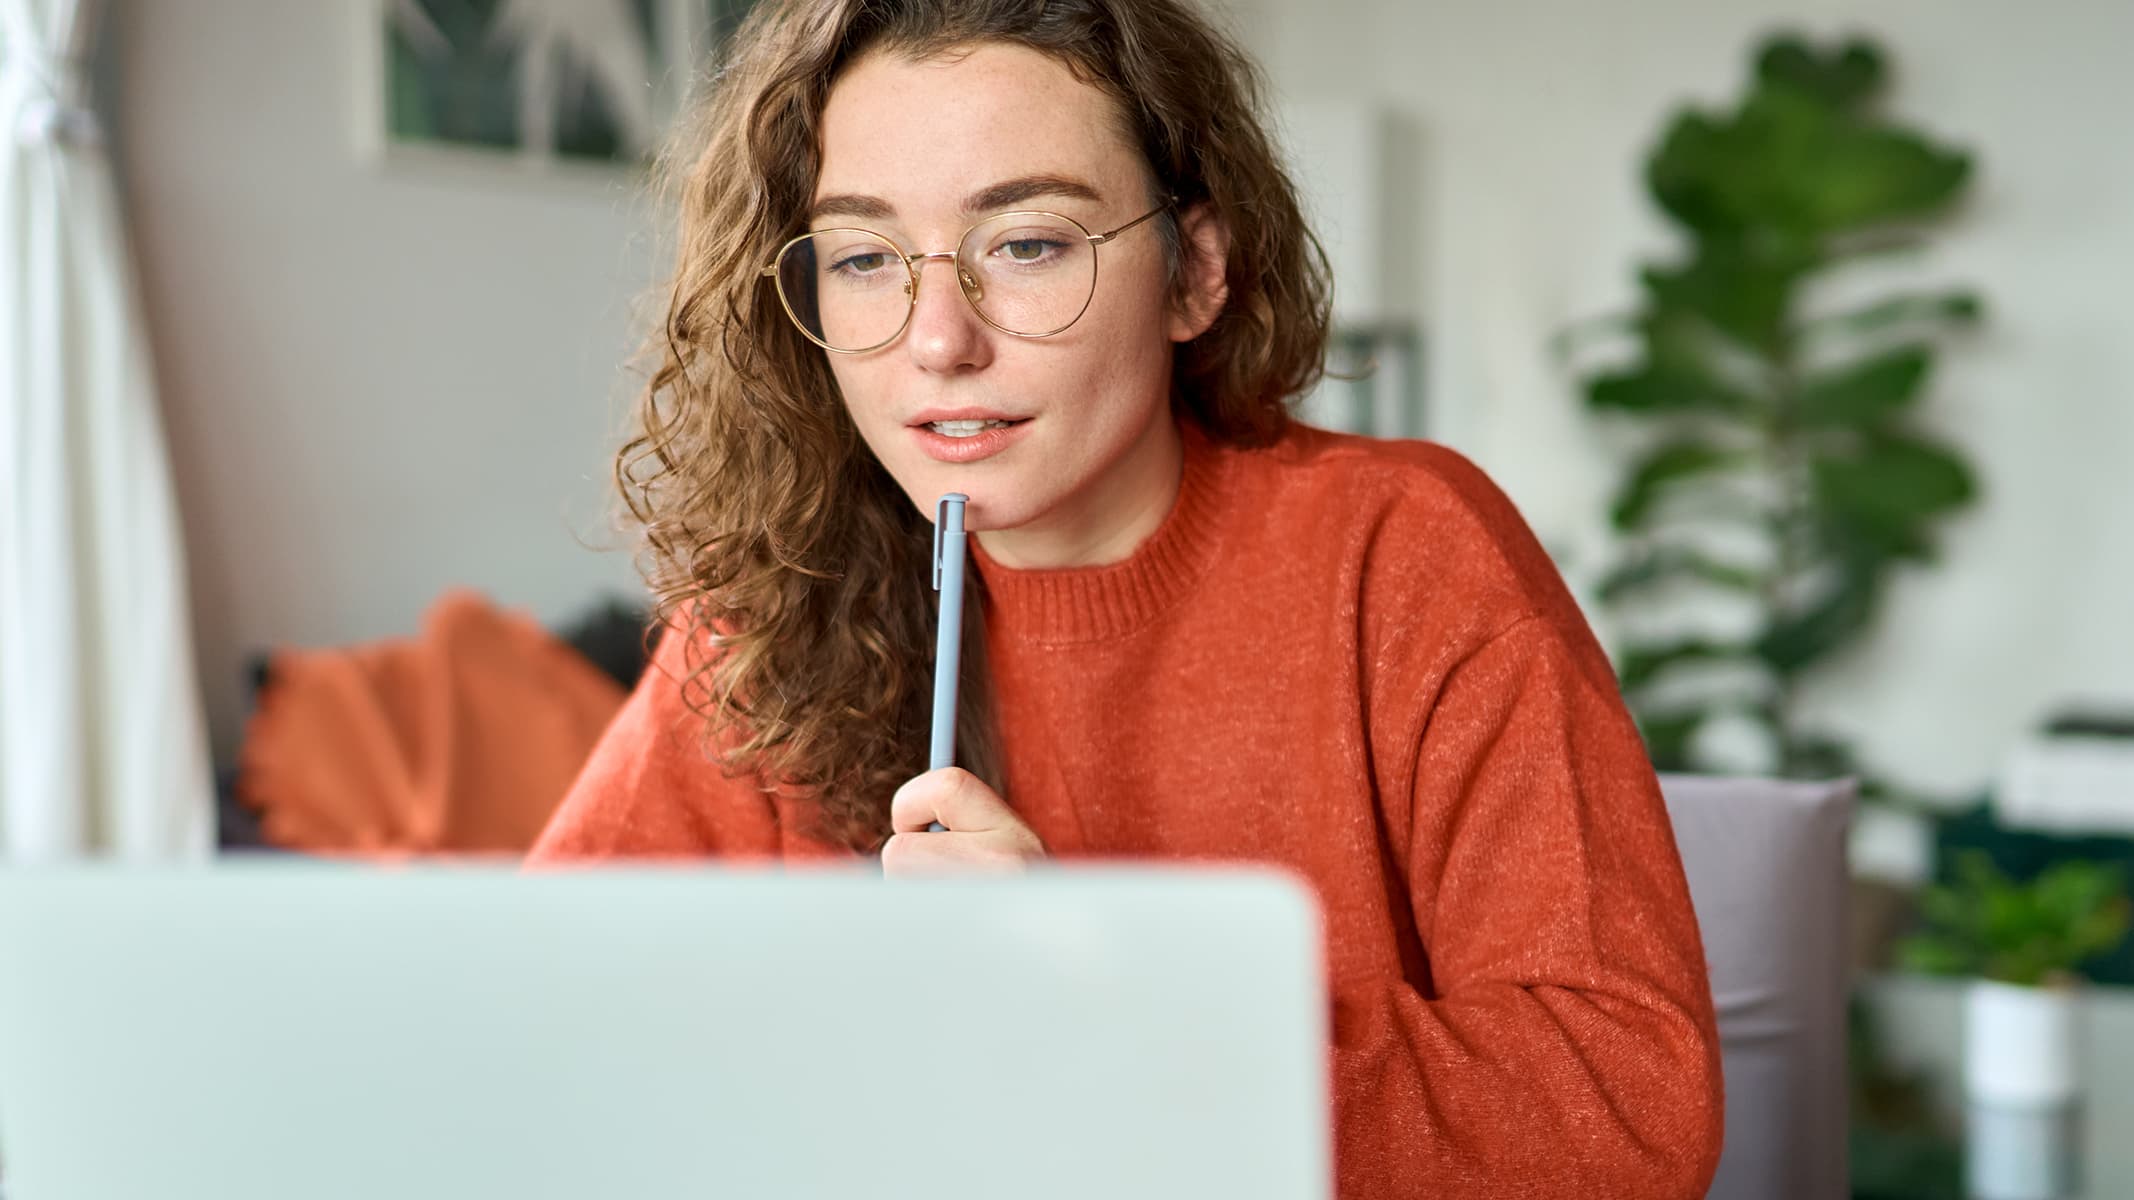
<box><xmin>758</xmin><ymin>198</ymin><xmax>1174</xmax><ymax>354</ymax></box>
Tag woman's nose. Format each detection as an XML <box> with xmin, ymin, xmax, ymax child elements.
<box><xmin>903</xmin><ymin>252</ymin><xmax>990</xmax><ymax>374</ymax></box>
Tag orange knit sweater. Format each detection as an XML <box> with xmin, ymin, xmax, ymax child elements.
<box><xmin>529</xmin><ymin>419</ymin><xmax>1724</xmax><ymax>1198</ymax></box>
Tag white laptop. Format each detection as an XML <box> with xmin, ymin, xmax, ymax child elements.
<box><xmin>0</xmin><ymin>864</ymin><xmax>1328</xmax><ymax>1200</ymax></box>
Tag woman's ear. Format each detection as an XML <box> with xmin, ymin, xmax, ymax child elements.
<box><xmin>1166</xmin><ymin>202</ymin><xmax>1231</xmax><ymax>343</ymax></box>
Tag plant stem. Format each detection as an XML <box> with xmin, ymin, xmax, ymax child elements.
<box><xmin>1764</xmin><ymin>319</ymin><xmax>1806</xmax><ymax>772</ymax></box>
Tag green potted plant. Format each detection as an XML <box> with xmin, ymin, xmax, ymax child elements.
<box><xmin>1560</xmin><ymin>33</ymin><xmax>1982</xmax><ymax>793</ymax></box>
<box><xmin>1898</xmin><ymin>853</ymin><xmax>2132</xmax><ymax>1200</ymax></box>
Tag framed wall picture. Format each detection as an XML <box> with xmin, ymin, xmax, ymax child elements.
<box><xmin>363</xmin><ymin>0</ymin><xmax>756</xmax><ymax>175</ymax></box>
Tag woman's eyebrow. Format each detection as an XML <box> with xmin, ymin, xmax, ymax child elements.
<box><xmin>809</xmin><ymin>192</ymin><xmax>897</xmax><ymax>223</ymax></box>
<box><xmin>961</xmin><ymin>174</ymin><xmax>1104</xmax><ymax>214</ymax></box>
<box><xmin>807</xmin><ymin>174</ymin><xmax>1105</xmax><ymax>224</ymax></box>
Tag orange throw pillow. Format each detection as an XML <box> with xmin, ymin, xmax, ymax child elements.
<box><xmin>237</xmin><ymin>590</ymin><xmax>629</xmax><ymax>856</ymax></box>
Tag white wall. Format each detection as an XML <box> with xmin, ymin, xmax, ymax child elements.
<box><xmin>1220</xmin><ymin>0</ymin><xmax>2134</xmax><ymax>801</ymax></box>
<box><xmin>115</xmin><ymin>1</ymin><xmax>652</xmax><ymax>765</ymax></box>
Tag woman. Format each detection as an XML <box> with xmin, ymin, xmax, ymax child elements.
<box><xmin>530</xmin><ymin>0</ymin><xmax>1724</xmax><ymax>1195</ymax></box>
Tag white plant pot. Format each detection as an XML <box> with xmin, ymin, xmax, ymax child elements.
<box><xmin>1964</xmin><ymin>977</ymin><xmax>2083</xmax><ymax>1200</ymax></box>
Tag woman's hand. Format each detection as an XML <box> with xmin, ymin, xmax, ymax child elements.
<box><xmin>881</xmin><ymin>767</ymin><xmax>1047</xmax><ymax>876</ymax></box>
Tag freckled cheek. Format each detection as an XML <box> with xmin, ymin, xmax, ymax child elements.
<box><xmin>825</xmin><ymin>359</ymin><xmax>893</xmax><ymax>427</ymax></box>
<box><xmin>1095</xmin><ymin>254</ymin><xmax>1179</xmax><ymax>345</ymax></box>
<box><xmin>1075</xmin><ymin>259</ymin><xmax>1160</xmax><ymax>339</ymax></box>
<box><xmin>1098</xmin><ymin>241</ymin><xmax>1165</xmax><ymax>300</ymax></box>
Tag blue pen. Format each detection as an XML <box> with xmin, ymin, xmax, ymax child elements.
<box><xmin>926</xmin><ymin>493</ymin><xmax>968</xmax><ymax>833</ymax></box>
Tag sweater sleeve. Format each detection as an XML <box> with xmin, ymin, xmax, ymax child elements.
<box><xmin>1330</xmin><ymin>614</ymin><xmax>1724</xmax><ymax>1198</ymax></box>
<box><xmin>525</xmin><ymin>620</ymin><xmax>784</xmax><ymax>863</ymax></box>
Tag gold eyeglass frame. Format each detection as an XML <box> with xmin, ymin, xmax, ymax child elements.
<box><xmin>758</xmin><ymin>196</ymin><xmax>1176</xmax><ymax>354</ymax></box>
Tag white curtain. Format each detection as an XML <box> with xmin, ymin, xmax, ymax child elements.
<box><xmin>0</xmin><ymin>0</ymin><xmax>211</xmax><ymax>860</ymax></box>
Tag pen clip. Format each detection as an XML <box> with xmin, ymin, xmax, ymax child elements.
<box><xmin>932</xmin><ymin>496</ymin><xmax>949</xmax><ymax>591</ymax></box>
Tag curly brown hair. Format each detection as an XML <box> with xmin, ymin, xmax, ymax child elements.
<box><xmin>620</xmin><ymin>0</ymin><xmax>1331</xmax><ymax>852</ymax></box>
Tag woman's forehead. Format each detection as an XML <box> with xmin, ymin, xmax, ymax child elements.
<box><xmin>813</xmin><ymin>43</ymin><xmax>1145</xmax><ymax>223</ymax></box>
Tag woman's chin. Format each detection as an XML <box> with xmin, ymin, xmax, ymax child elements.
<box><xmin>911</xmin><ymin>489</ymin><xmax>1026</xmax><ymax>534</ymax></box>
<box><xmin>960</xmin><ymin>497</ymin><xmax>1028</xmax><ymax>534</ymax></box>
<box><xmin>885</xmin><ymin>464</ymin><xmax>1032</xmax><ymax>531</ymax></box>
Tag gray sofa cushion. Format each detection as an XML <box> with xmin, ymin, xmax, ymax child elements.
<box><xmin>1660</xmin><ymin>774</ymin><xmax>1856</xmax><ymax>1200</ymax></box>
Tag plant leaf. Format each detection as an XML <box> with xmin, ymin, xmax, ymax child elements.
<box><xmin>1755</xmin><ymin>35</ymin><xmax>1886</xmax><ymax>110</ymax></box>
<box><xmin>1779</xmin><ymin>729</ymin><xmax>1861</xmax><ymax>779</ymax></box>
<box><xmin>1585</xmin><ymin>363</ymin><xmax>1755</xmax><ymax>416</ymax></box>
<box><xmin>1895</xmin><ymin>936</ymin><xmax>1970</xmax><ymax>977</ymax></box>
<box><xmin>1634</xmin><ymin>710</ymin><xmax>1708</xmax><ymax>772</ymax></box>
<box><xmin>1794</xmin><ymin>344</ymin><xmax>1933</xmax><ymax>427</ymax></box>
<box><xmin>1615</xmin><ymin>638</ymin><xmax>1755</xmax><ymax>694</ymax></box>
<box><xmin>1595</xmin><ymin>548</ymin><xmax>1764</xmax><ymax>603</ymax></box>
<box><xmin>1610</xmin><ymin>440</ymin><xmax>1749</xmax><ymax>529</ymax></box>
<box><xmin>1647</xmin><ymin>80</ymin><xmax>1972</xmax><ymax>239</ymax></box>
<box><xmin>1812</xmin><ymin>433</ymin><xmax>1979</xmax><ymax>560</ymax></box>
<box><xmin>1909</xmin><ymin>855</ymin><xmax>2133</xmax><ymax>984</ymax></box>
<box><xmin>1800</xmin><ymin>289</ymin><xmax>1983</xmax><ymax>341</ymax></box>
<box><xmin>1755</xmin><ymin>538</ymin><xmax>1884</xmax><ymax>674</ymax></box>
<box><xmin>1641</xmin><ymin>239</ymin><xmax>1818</xmax><ymax>353</ymax></box>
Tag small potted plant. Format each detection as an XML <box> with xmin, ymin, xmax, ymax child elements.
<box><xmin>1898</xmin><ymin>852</ymin><xmax>2131</xmax><ymax>1200</ymax></box>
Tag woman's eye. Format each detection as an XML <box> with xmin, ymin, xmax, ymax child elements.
<box><xmin>1000</xmin><ymin>238</ymin><xmax>1059</xmax><ymax>263</ymax></box>
<box><xmin>831</xmin><ymin>252</ymin><xmax>892</xmax><ymax>275</ymax></box>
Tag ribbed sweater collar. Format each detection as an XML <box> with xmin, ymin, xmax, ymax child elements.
<box><xmin>970</xmin><ymin>419</ymin><xmax>1233</xmax><ymax>646</ymax></box>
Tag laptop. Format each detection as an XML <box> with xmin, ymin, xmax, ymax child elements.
<box><xmin>0</xmin><ymin>864</ymin><xmax>1328</xmax><ymax>1199</ymax></box>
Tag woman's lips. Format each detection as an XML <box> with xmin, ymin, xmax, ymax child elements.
<box><xmin>911</xmin><ymin>418</ymin><xmax>1033</xmax><ymax>464</ymax></box>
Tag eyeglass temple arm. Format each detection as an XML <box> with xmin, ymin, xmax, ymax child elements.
<box><xmin>1088</xmin><ymin>195</ymin><xmax>1180</xmax><ymax>245</ymax></box>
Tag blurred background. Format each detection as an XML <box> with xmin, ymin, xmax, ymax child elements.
<box><xmin>4</xmin><ymin>1</ymin><xmax>2131</xmax><ymax>1197</ymax></box>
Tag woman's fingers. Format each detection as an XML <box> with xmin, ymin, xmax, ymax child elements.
<box><xmin>879</xmin><ymin>828</ymin><xmax>1034</xmax><ymax>876</ymax></box>
<box><xmin>882</xmin><ymin>767</ymin><xmax>1045</xmax><ymax>876</ymax></box>
<box><xmin>889</xmin><ymin>767</ymin><xmax>1015</xmax><ymax>834</ymax></box>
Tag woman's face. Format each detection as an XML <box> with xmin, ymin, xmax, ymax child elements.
<box><xmin>811</xmin><ymin>43</ymin><xmax>1215</xmax><ymax>567</ymax></box>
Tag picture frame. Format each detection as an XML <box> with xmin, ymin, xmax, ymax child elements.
<box><xmin>358</xmin><ymin>0</ymin><xmax>754</xmax><ymax>179</ymax></box>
